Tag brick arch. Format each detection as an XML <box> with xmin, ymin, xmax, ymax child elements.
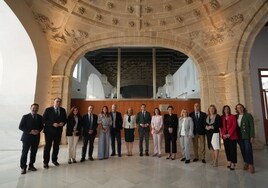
<box><xmin>226</xmin><ymin>1</ymin><xmax>268</xmax><ymax>109</ymax></box>
<box><xmin>51</xmin><ymin>32</ymin><xmax>213</xmax><ymax>109</ymax></box>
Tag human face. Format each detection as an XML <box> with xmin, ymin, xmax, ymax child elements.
<box><xmin>73</xmin><ymin>108</ymin><xmax>78</xmax><ymax>115</ymax></box>
<box><xmin>224</xmin><ymin>106</ymin><xmax>230</xmax><ymax>115</ymax></box>
<box><xmin>127</xmin><ymin>108</ymin><xmax>132</xmax><ymax>115</ymax></box>
<box><xmin>168</xmin><ymin>107</ymin><xmax>173</xmax><ymax>115</ymax></box>
<box><xmin>88</xmin><ymin>106</ymin><xmax>93</xmax><ymax>114</ymax></box>
<box><xmin>182</xmin><ymin>110</ymin><xmax>188</xmax><ymax>117</ymax></box>
<box><xmin>236</xmin><ymin>105</ymin><xmax>244</xmax><ymax>114</ymax></box>
<box><xmin>194</xmin><ymin>103</ymin><xmax>200</xmax><ymax>112</ymax></box>
<box><xmin>54</xmin><ymin>98</ymin><xmax>61</xmax><ymax>108</ymax></box>
<box><xmin>103</xmin><ymin>107</ymin><xmax>108</xmax><ymax>114</ymax></box>
<box><xmin>209</xmin><ymin>106</ymin><xmax>215</xmax><ymax>115</ymax></box>
<box><xmin>31</xmin><ymin>105</ymin><xmax>39</xmax><ymax>114</ymax></box>
<box><xmin>141</xmin><ymin>105</ymin><xmax>146</xmax><ymax>112</ymax></box>
<box><xmin>112</xmin><ymin>104</ymin><xmax>117</xmax><ymax>112</ymax></box>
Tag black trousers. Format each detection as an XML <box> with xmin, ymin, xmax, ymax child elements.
<box><xmin>82</xmin><ymin>134</ymin><xmax>96</xmax><ymax>158</ymax></box>
<box><xmin>43</xmin><ymin>131</ymin><xmax>62</xmax><ymax>164</ymax></box>
<box><xmin>223</xmin><ymin>138</ymin><xmax>237</xmax><ymax>163</ymax></box>
<box><xmin>110</xmin><ymin>129</ymin><xmax>121</xmax><ymax>155</ymax></box>
<box><xmin>139</xmin><ymin>127</ymin><xmax>149</xmax><ymax>153</ymax></box>
<box><xmin>164</xmin><ymin>133</ymin><xmax>177</xmax><ymax>153</ymax></box>
<box><xmin>20</xmin><ymin>136</ymin><xmax>40</xmax><ymax>169</ymax></box>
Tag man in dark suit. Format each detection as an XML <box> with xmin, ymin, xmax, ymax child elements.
<box><xmin>80</xmin><ymin>105</ymin><xmax>98</xmax><ymax>162</ymax></box>
<box><xmin>19</xmin><ymin>103</ymin><xmax>44</xmax><ymax>174</ymax></box>
<box><xmin>110</xmin><ymin>104</ymin><xmax>123</xmax><ymax>157</ymax></box>
<box><xmin>136</xmin><ymin>104</ymin><xmax>151</xmax><ymax>156</ymax></box>
<box><xmin>189</xmin><ymin>103</ymin><xmax>207</xmax><ymax>163</ymax></box>
<box><xmin>43</xmin><ymin>98</ymin><xmax>67</xmax><ymax>168</ymax></box>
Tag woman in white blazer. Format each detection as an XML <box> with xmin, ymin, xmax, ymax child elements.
<box><xmin>178</xmin><ymin>109</ymin><xmax>194</xmax><ymax>164</ymax></box>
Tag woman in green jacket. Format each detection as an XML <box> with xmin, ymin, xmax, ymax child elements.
<box><xmin>236</xmin><ymin>104</ymin><xmax>255</xmax><ymax>174</ymax></box>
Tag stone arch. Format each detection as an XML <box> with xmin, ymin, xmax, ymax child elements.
<box><xmin>226</xmin><ymin>1</ymin><xmax>268</xmax><ymax>110</ymax></box>
<box><xmin>51</xmin><ymin>32</ymin><xmax>214</xmax><ymax>110</ymax></box>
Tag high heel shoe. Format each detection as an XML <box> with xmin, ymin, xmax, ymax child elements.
<box><xmin>166</xmin><ymin>154</ymin><xmax>171</xmax><ymax>160</ymax></box>
<box><xmin>230</xmin><ymin>163</ymin><xmax>235</xmax><ymax>170</ymax></box>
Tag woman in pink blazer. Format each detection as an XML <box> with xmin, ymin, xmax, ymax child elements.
<box><xmin>221</xmin><ymin>105</ymin><xmax>238</xmax><ymax>170</ymax></box>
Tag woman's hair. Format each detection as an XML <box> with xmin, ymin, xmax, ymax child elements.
<box><xmin>208</xmin><ymin>104</ymin><xmax>217</xmax><ymax>115</ymax></box>
<box><xmin>180</xmin><ymin>109</ymin><xmax>188</xmax><ymax>117</ymax></box>
<box><xmin>235</xmin><ymin>103</ymin><xmax>247</xmax><ymax>114</ymax></box>
<box><xmin>101</xmin><ymin>106</ymin><xmax>109</xmax><ymax>114</ymax></box>
<box><xmin>68</xmin><ymin>106</ymin><xmax>80</xmax><ymax>117</ymax></box>
<box><xmin>222</xmin><ymin>105</ymin><xmax>231</xmax><ymax>116</ymax></box>
<box><xmin>154</xmin><ymin>108</ymin><xmax>161</xmax><ymax>115</ymax></box>
<box><xmin>126</xmin><ymin>107</ymin><xmax>133</xmax><ymax>115</ymax></box>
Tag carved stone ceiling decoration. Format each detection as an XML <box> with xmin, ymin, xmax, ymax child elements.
<box><xmin>189</xmin><ymin>13</ymin><xmax>244</xmax><ymax>47</ymax></box>
<box><xmin>25</xmin><ymin>0</ymin><xmax>245</xmax><ymax>46</ymax></box>
<box><xmin>84</xmin><ymin>48</ymin><xmax>188</xmax><ymax>88</ymax></box>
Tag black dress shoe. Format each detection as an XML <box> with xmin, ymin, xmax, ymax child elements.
<box><xmin>52</xmin><ymin>161</ymin><xmax>60</xmax><ymax>166</ymax></box>
<box><xmin>185</xmin><ymin>160</ymin><xmax>190</xmax><ymax>164</ymax></box>
<box><xmin>145</xmin><ymin>152</ymin><xmax>149</xmax><ymax>156</ymax></box>
<box><xmin>193</xmin><ymin>158</ymin><xmax>198</xmax><ymax>162</ymax></box>
<box><xmin>43</xmin><ymin>164</ymin><xmax>49</xmax><ymax>169</ymax></box>
<box><xmin>140</xmin><ymin>152</ymin><xmax>143</xmax><ymax>157</ymax></box>
<box><xmin>21</xmin><ymin>168</ymin><xmax>26</xmax><ymax>174</ymax></box>
<box><xmin>28</xmin><ymin>166</ymin><xmax>37</xmax><ymax>171</ymax></box>
<box><xmin>180</xmin><ymin>158</ymin><xmax>186</xmax><ymax>161</ymax></box>
<box><xmin>111</xmin><ymin>153</ymin><xmax>116</xmax><ymax>156</ymax></box>
<box><xmin>89</xmin><ymin>157</ymin><xmax>94</xmax><ymax>161</ymax></box>
<box><xmin>80</xmin><ymin>158</ymin><xmax>85</xmax><ymax>162</ymax></box>
<box><xmin>202</xmin><ymin>159</ymin><xmax>206</xmax><ymax>163</ymax></box>
<box><xmin>118</xmin><ymin>154</ymin><xmax>122</xmax><ymax>157</ymax></box>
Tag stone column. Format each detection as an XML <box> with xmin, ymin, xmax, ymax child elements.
<box><xmin>117</xmin><ymin>48</ymin><xmax>121</xmax><ymax>99</ymax></box>
<box><xmin>152</xmin><ymin>48</ymin><xmax>156</xmax><ymax>99</ymax></box>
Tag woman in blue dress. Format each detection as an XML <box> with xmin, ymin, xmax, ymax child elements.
<box><xmin>97</xmin><ymin>106</ymin><xmax>112</xmax><ymax>160</ymax></box>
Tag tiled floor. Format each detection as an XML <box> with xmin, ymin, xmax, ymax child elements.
<box><xmin>1</xmin><ymin>139</ymin><xmax>268</xmax><ymax>188</ymax></box>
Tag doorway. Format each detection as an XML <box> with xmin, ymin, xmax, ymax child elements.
<box><xmin>258</xmin><ymin>69</ymin><xmax>268</xmax><ymax>144</ymax></box>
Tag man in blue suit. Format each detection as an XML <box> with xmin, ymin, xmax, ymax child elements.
<box><xmin>19</xmin><ymin>103</ymin><xmax>44</xmax><ymax>174</ymax></box>
<box><xmin>136</xmin><ymin>104</ymin><xmax>151</xmax><ymax>156</ymax></box>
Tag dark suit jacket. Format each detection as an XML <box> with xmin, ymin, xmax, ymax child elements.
<box><xmin>43</xmin><ymin>106</ymin><xmax>67</xmax><ymax>135</ymax></box>
<box><xmin>110</xmin><ymin>111</ymin><xmax>123</xmax><ymax>132</ymax></box>
<box><xmin>189</xmin><ymin>111</ymin><xmax>207</xmax><ymax>135</ymax></box>
<box><xmin>82</xmin><ymin>113</ymin><xmax>98</xmax><ymax>136</ymax></box>
<box><xmin>136</xmin><ymin>111</ymin><xmax>151</xmax><ymax>130</ymax></box>
<box><xmin>163</xmin><ymin>114</ymin><xmax>178</xmax><ymax>136</ymax></box>
<box><xmin>236</xmin><ymin>113</ymin><xmax>255</xmax><ymax>139</ymax></box>
<box><xmin>66</xmin><ymin>115</ymin><xmax>82</xmax><ymax>136</ymax></box>
<box><xmin>19</xmin><ymin>113</ymin><xmax>43</xmax><ymax>141</ymax></box>
<box><xmin>206</xmin><ymin>114</ymin><xmax>221</xmax><ymax>134</ymax></box>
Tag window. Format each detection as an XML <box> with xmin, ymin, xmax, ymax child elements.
<box><xmin>73</xmin><ymin>60</ymin><xmax>82</xmax><ymax>82</ymax></box>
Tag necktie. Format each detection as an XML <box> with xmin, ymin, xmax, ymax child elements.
<box><xmin>143</xmin><ymin>112</ymin><xmax>145</xmax><ymax>119</ymax></box>
<box><xmin>56</xmin><ymin>108</ymin><xmax>60</xmax><ymax>116</ymax></box>
<box><xmin>196</xmin><ymin>112</ymin><xmax>199</xmax><ymax>119</ymax></box>
<box><xmin>128</xmin><ymin>115</ymin><xmax>131</xmax><ymax>123</ymax></box>
<box><xmin>113</xmin><ymin>113</ymin><xmax>116</xmax><ymax>128</ymax></box>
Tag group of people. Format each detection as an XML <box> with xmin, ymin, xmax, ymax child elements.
<box><xmin>19</xmin><ymin>98</ymin><xmax>255</xmax><ymax>175</ymax></box>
